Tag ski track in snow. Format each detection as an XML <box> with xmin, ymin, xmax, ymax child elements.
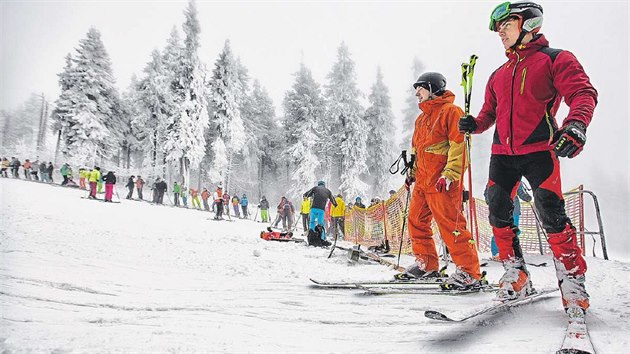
<box><xmin>1</xmin><ymin>178</ymin><xmax>628</xmax><ymax>352</ymax></box>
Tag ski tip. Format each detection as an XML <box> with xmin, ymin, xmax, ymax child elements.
<box><xmin>424</xmin><ymin>310</ymin><xmax>454</xmax><ymax>322</ymax></box>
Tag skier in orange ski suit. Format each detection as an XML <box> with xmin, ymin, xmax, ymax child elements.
<box><xmin>405</xmin><ymin>72</ymin><xmax>481</xmax><ymax>286</ymax></box>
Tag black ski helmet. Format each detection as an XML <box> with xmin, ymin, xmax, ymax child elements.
<box><xmin>413</xmin><ymin>72</ymin><xmax>447</xmax><ymax>96</ymax></box>
<box><xmin>489</xmin><ymin>2</ymin><xmax>543</xmax><ymax>33</ymax></box>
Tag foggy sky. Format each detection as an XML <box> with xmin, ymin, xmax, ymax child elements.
<box><xmin>1</xmin><ymin>0</ymin><xmax>628</xmax><ymax>259</ymax></box>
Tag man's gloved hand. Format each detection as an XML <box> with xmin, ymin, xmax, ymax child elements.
<box><xmin>435</xmin><ymin>176</ymin><xmax>452</xmax><ymax>193</ymax></box>
<box><xmin>404</xmin><ymin>175</ymin><xmax>415</xmax><ymax>190</ymax></box>
<box><xmin>458</xmin><ymin>115</ymin><xmax>477</xmax><ymax>133</ymax></box>
<box><xmin>553</xmin><ymin>121</ymin><xmax>587</xmax><ymax>158</ymax></box>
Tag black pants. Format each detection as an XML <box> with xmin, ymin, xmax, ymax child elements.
<box><xmin>127</xmin><ymin>187</ymin><xmax>134</xmax><ymax>199</ymax></box>
<box><xmin>301</xmin><ymin>213</ymin><xmax>309</xmax><ymax>231</ymax></box>
<box><xmin>137</xmin><ymin>187</ymin><xmax>143</xmax><ymax>200</ymax></box>
<box><xmin>487</xmin><ymin>151</ymin><xmax>570</xmax><ymax>234</ymax></box>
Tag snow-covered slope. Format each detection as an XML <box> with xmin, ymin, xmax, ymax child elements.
<box><xmin>1</xmin><ymin>178</ymin><xmax>628</xmax><ymax>353</ymax></box>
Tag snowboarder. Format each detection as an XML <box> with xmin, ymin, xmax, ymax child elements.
<box><xmin>458</xmin><ymin>1</ymin><xmax>596</xmax><ymax>313</ymax></box>
<box><xmin>102</xmin><ymin>170</ymin><xmax>117</xmax><ymax>202</ymax></box>
<box><xmin>125</xmin><ymin>176</ymin><xmax>135</xmax><ymax>199</ymax></box>
<box><xmin>303</xmin><ymin>181</ymin><xmax>337</xmax><ymax>246</ymax></box>
<box><xmin>402</xmin><ymin>71</ymin><xmax>482</xmax><ymax>290</ymax></box>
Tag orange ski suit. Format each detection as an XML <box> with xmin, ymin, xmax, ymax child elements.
<box><xmin>408</xmin><ymin>90</ymin><xmax>480</xmax><ymax>279</ymax></box>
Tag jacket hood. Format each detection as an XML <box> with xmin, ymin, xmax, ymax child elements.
<box><xmin>418</xmin><ymin>90</ymin><xmax>456</xmax><ymax>114</ymax></box>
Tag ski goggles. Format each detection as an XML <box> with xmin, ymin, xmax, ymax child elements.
<box><xmin>489</xmin><ymin>2</ymin><xmax>514</xmax><ymax>31</ymax></box>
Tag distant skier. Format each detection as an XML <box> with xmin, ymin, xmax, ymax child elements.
<box><xmin>240</xmin><ymin>193</ymin><xmax>249</xmax><ymax>218</ymax></box>
<box><xmin>135</xmin><ymin>175</ymin><xmax>144</xmax><ymax>200</ymax></box>
<box><xmin>88</xmin><ymin>167</ymin><xmax>100</xmax><ymax>199</ymax></box>
<box><xmin>299</xmin><ymin>196</ymin><xmax>310</xmax><ymax>232</ymax></box>
<box><xmin>258</xmin><ymin>196</ymin><xmax>270</xmax><ymax>223</ymax></box>
<box><xmin>173</xmin><ymin>182</ymin><xmax>181</xmax><ymax>206</ymax></box>
<box><xmin>213</xmin><ymin>186</ymin><xmax>224</xmax><ymax>219</ymax></box>
<box><xmin>102</xmin><ymin>170</ymin><xmax>116</xmax><ymax>202</ymax></box>
<box><xmin>125</xmin><ymin>176</ymin><xmax>135</xmax><ymax>199</ymax></box>
<box><xmin>303</xmin><ymin>181</ymin><xmax>337</xmax><ymax>246</ymax></box>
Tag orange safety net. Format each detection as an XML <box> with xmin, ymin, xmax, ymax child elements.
<box><xmin>344</xmin><ymin>185</ymin><xmax>585</xmax><ymax>256</ymax></box>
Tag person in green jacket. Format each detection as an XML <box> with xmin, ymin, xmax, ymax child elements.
<box><xmin>181</xmin><ymin>186</ymin><xmax>188</xmax><ymax>207</ymax></box>
<box><xmin>97</xmin><ymin>172</ymin><xmax>104</xmax><ymax>194</ymax></box>
<box><xmin>60</xmin><ymin>163</ymin><xmax>70</xmax><ymax>185</ymax></box>
<box><xmin>173</xmin><ymin>182</ymin><xmax>181</xmax><ymax>206</ymax></box>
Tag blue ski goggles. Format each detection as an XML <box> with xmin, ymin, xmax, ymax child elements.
<box><xmin>489</xmin><ymin>2</ymin><xmax>513</xmax><ymax>31</ymax></box>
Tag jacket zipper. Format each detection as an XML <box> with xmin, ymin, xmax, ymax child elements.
<box><xmin>508</xmin><ymin>51</ymin><xmax>520</xmax><ymax>154</ymax></box>
<box><xmin>520</xmin><ymin>67</ymin><xmax>527</xmax><ymax>95</ymax></box>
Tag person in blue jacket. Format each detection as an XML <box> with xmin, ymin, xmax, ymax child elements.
<box><xmin>240</xmin><ymin>194</ymin><xmax>249</xmax><ymax>218</ymax></box>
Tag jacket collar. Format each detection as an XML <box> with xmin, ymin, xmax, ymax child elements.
<box><xmin>505</xmin><ymin>33</ymin><xmax>549</xmax><ymax>59</ymax></box>
<box><xmin>418</xmin><ymin>90</ymin><xmax>456</xmax><ymax>114</ymax></box>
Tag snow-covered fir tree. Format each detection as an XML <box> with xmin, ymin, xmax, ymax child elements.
<box><xmin>136</xmin><ymin>48</ymin><xmax>172</xmax><ymax>173</ymax></box>
<box><xmin>364</xmin><ymin>67</ymin><xmax>396</xmax><ymax>197</ymax></box>
<box><xmin>323</xmin><ymin>42</ymin><xmax>368</xmax><ymax>199</ymax></box>
<box><xmin>208</xmin><ymin>39</ymin><xmax>246</xmax><ymax>190</ymax></box>
<box><xmin>400</xmin><ymin>57</ymin><xmax>425</xmax><ymax>149</ymax></box>
<box><xmin>283</xmin><ymin>63</ymin><xmax>325</xmax><ymax>197</ymax></box>
<box><xmin>162</xmin><ymin>0</ymin><xmax>209</xmax><ymax>187</ymax></box>
<box><xmin>51</xmin><ymin>54</ymin><xmax>75</xmax><ymax>156</ymax></box>
<box><xmin>118</xmin><ymin>75</ymin><xmax>143</xmax><ymax>169</ymax></box>
<box><xmin>242</xmin><ymin>79</ymin><xmax>279</xmax><ymax>198</ymax></box>
<box><xmin>52</xmin><ymin>28</ymin><xmax>122</xmax><ymax>166</ymax></box>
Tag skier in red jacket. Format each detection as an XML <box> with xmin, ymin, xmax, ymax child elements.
<box><xmin>459</xmin><ymin>2</ymin><xmax>597</xmax><ymax>316</ymax></box>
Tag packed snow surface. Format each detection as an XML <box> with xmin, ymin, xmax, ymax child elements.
<box><xmin>1</xmin><ymin>178</ymin><xmax>628</xmax><ymax>353</ymax></box>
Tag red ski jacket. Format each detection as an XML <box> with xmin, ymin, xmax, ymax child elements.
<box><xmin>474</xmin><ymin>34</ymin><xmax>597</xmax><ymax>155</ymax></box>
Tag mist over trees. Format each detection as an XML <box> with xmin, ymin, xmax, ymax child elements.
<box><xmin>2</xmin><ymin>0</ymin><xmax>407</xmax><ymax>204</ymax></box>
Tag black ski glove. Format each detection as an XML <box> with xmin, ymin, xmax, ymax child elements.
<box><xmin>553</xmin><ymin>121</ymin><xmax>587</xmax><ymax>158</ymax></box>
<box><xmin>458</xmin><ymin>115</ymin><xmax>477</xmax><ymax>133</ymax></box>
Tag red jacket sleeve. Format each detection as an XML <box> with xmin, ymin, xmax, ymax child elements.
<box><xmin>474</xmin><ymin>70</ymin><xmax>498</xmax><ymax>133</ymax></box>
<box><xmin>552</xmin><ymin>51</ymin><xmax>598</xmax><ymax>129</ymax></box>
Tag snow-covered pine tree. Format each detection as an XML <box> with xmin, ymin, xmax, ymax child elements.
<box><xmin>400</xmin><ymin>57</ymin><xmax>425</xmax><ymax>149</ymax></box>
<box><xmin>136</xmin><ymin>48</ymin><xmax>173</xmax><ymax>174</ymax></box>
<box><xmin>242</xmin><ymin>79</ymin><xmax>279</xmax><ymax>198</ymax></box>
<box><xmin>323</xmin><ymin>42</ymin><xmax>368</xmax><ymax>199</ymax></box>
<box><xmin>119</xmin><ymin>75</ymin><xmax>143</xmax><ymax>169</ymax></box>
<box><xmin>208</xmin><ymin>39</ymin><xmax>246</xmax><ymax>191</ymax></box>
<box><xmin>364</xmin><ymin>67</ymin><xmax>396</xmax><ymax>197</ymax></box>
<box><xmin>51</xmin><ymin>53</ymin><xmax>77</xmax><ymax>161</ymax></box>
<box><xmin>282</xmin><ymin>63</ymin><xmax>325</xmax><ymax>197</ymax></box>
<box><xmin>163</xmin><ymin>0</ymin><xmax>209</xmax><ymax>188</ymax></box>
<box><xmin>56</xmin><ymin>28</ymin><xmax>121</xmax><ymax>166</ymax></box>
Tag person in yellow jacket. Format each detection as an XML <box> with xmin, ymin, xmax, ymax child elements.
<box><xmin>330</xmin><ymin>194</ymin><xmax>346</xmax><ymax>239</ymax></box>
<box><xmin>401</xmin><ymin>72</ymin><xmax>481</xmax><ymax>291</ymax></box>
<box><xmin>88</xmin><ymin>166</ymin><xmax>101</xmax><ymax>199</ymax></box>
<box><xmin>299</xmin><ymin>196</ymin><xmax>311</xmax><ymax>233</ymax></box>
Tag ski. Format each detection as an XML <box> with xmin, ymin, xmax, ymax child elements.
<box><xmin>80</xmin><ymin>197</ymin><xmax>120</xmax><ymax>203</ymax></box>
<box><xmin>424</xmin><ymin>287</ymin><xmax>558</xmax><ymax>322</ymax></box>
<box><xmin>309</xmin><ymin>277</ymin><xmax>448</xmax><ymax>289</ymax></box>
<box><xmin>483</xmin><ymin>258</ymin><xmax>548</xmax><ymax>267</ymax></box>
<box><xmin>556</xmin><ymin>311</ymin><xmax>596</xmax><ymax>354</ymax></box>
<box><xmin>359</xmin><ymin>284</ymin><xmax>497</xmax><ymax>296</ymax></box>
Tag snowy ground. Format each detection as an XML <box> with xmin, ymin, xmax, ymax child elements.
<box><xmin>1</xmin><ymin>178</ymin><xmax>628</xmax><ymax>353</ymax></box>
